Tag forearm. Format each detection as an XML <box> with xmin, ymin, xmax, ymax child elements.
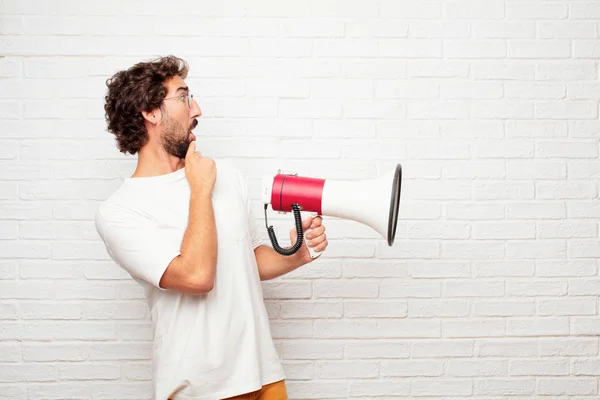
<box><xmin>180</xmin><ymin>192</ymin><xmax>217</xmax><ymax>283</ymax></box>
<box><xmin>254</xmin><ymin>244</ymin><xmax>306</xmax><ymax>280</ymax></box>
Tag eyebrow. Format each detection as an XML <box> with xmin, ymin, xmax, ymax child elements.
<box><xmin>175</xmin><ymin>86</ymin><xmax>189</xmax><ymax>93</ymax></box>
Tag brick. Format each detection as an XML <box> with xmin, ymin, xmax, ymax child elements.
<box><xmin>445</xmin><ymin>40</ymin><xmax>506</xmax><ymax>59</ymax></box>
<box><xmin>472</xmin><ymin>21</ymin><xmax>535</xmax><ymax>38</ymax></box>
<box><xmin>349</xmin><ymin>380</ymin><xmax>410</xmax><ymax>397</ymax></box>
<box><xmin>316</xmin><ymin>361</ymin><xmax>378</xmax><ymax>379</ymax></box>
<box><xmin>509</xmin><ymin>41</ymin><xmax>571</xmax><ymax>59</ymax></box>
<box><xmin>477</xmin><ymin>339</ymin><xmax>538</xmax><ymax>357</ymax></box>
<box><xmin>538</xmin><ymin>338</ymin><xmax>598</xmax><ymax>357</ymax></box>
<box><xmin>507</xmin><ymin>240</ymin><xmax>567</xmax><ymax>259</ymax></box>
<box><xmin>281</xmin><ymin>340</ymin><xmax>343</xmax><ymax>360</ymax></box>
<box><xmin>536</xmin><ymin>102</ymin><xmax>598</xmax><ymax>120</ymax></box>
<box><xmin>90</xmin><ymin>382</ymin><xmax>152</xmax><ymax>400</ymax></box>
<box><xmin>510</xmin><ymin>359</ymin><xmax>569</xmax><ymax>376</ymax></box>
<box><xmin>380</xmin><ymin>280</ymin><xmax>441</xmax><ymax>299</ymax></box>
<box><xmin>537</xmin><ymin>221</ymin><xmax>597</xmax><ymax>239</ymax></box>
<box><xmin>442</xmin><ymin>319</ymin><xmax>506</xmax><ymax>338</ymax></box>
<box><xmin>536</xmin><ymin>62</ymin><xmax>597</xmax><ymax>81</ymax></box>
<box><xmin>19</xmin><ymin>302</ymin><xmax>82</xmax><ymax>320</ymax></box>
<box><xmin>473</xmin><ymin>182</ymin><xmax>534</xmax><ymax>200</ymax></box>
<box><xmin>568</xmin><ymin>161</ymin><xmax>600</xmax><ymax>179</ymax></box>
<box><xmin>270</xmin><ymin>321</ymin><xmax>313</xmax><ymax>339</ymax></box>
<box><xmin>538</xmin><ymin>298</ymin><xmax>597</xmax><ymax>316</ymax></box>
<box><xmin>571</xmin><ymin>317</ymin><xmax>600</xmax><ymax>336</ymax></box>
<box><xmin>446</xmin><ymin>0</ymin><xmax>504</xmax><ymax>19</ymax></box>
<box><xmin>57</xmin><ymin>363</ymin><xmax>121</xmax><ymax>380</ymax></box>
<box><xmin>506</xmin><ymin>121</ymin><xmax>568</xmax><ymax>138</ymax></box>
<box><xmin>381</xmin><ymin>360</ymin><xmax>443</xmax><ymax>377</ymax></box>
<box><xmin>537</xmin><ymin>261</ymin><xmax>597</xmax><ymax>277</ymax></box>
<box><xmin>0</xmin><ymin>342</ymin><xmax>21</xmax><ymax>362</ymax></box>
<box><xmin>347</xmin><ymin>20</ymin><xmax>407</xmax><ymax>38</ymax></box>
<box><xmin>475</xmin><ymin>378</ymin><xmax>535</xmax><ymax>396</ymax></box>
<box><xmin>280</xmin><ymin>301</ymin><xmax>342</xmax><ymax>319</ymax></box>
<box><xmin>507</xmin><ymin>161</ymin><xmax>566</xmax><ymax>180</ymax></box>
<box><xmin>412</xmin><ymin>339</ymin><xmax>474</xmax><ymax>358</ymax></box>
<box><xmin>280</xmin><ymin>361</ymin><xmax>314</xmax><ymax>380</ymax></box>
<box><xmin>507</xmin><ymin>280</ymin><xmax>567</xmax><ymax>296</ymax></box>
<box><xmin>408</xmin><ymin>299</ymin><xmax>470</xmax><ymax>317</ymax></box>
<box><xmin>475</xmin><ymin>300</ymin><xmax>535</xmax><ymax>317</ymax></box>
<box><xmin>344</xmin><ymin>300</ymin><xmax>407</xmax><ymax>318</ymax></box>
<box><xmin>572</xmin><ymin>358</ymin><xmax>600</xmax><ymax>376</ymax></box>
<box><xmin>537</xmin><ymin>378</ymin><xmax>597</xmax><ymax>396</ymax></box>
<box><xmin>447</xmin><ymin>360</ymin><xmax>506</xmax><ymax>377</ymax></box>
<box><xmin>472</xmin><ymin>222</ymin><xmax>535</xmax><ymax>240</ymax></box>
<box><xmin>380</xmin><ymin>1</ymin><xmax>443</xmax><ymax>18</ymax></box>
<box><xmin>442</xmin><ymin>241</ymin><xmax>505</xmax><ymax>259</ymax></box>
<box><xmin>446</xmin><ymin>204</ymin><xmax>505</xmax><ymax>220</ymax></box>
<box><xmin>506</xmin><ymin>318</ymin><xmax>569</xmax><ymax>336</ymax></box>
<box><xmin>122</xmin><ymin>362</ymin><xmax>152</xmax><ymax>381</ymax></box>
<box><xmin>346</xmin><ymin>341</ymin><xmax>409</xmax><ymax>360</ymax></box>
<box><xmin>573</xmin><ymin>40</ymin><xmax>600</xmax><ymax>59</ymax></box>
<box><xmin>412</xmin><ymin>378</ymin><xmax>473</xmax><ymax>396</ymax></box>
<box><xmin>379</xmin><ymin>39</ymin><xmax>442</xmax><ymax>58</ymax></box>
<box><xmin>410</xmin><ymin>21</ymin><xmax>470</xmax><ymax>38</ymax></box>
<box><xmin>507</xmin><ymin>2</ymin><xmax>568</xmax><ymax>19</ymax></box>
<box><xmin>444</xmin><ymin>280</ymin><xmax>504</xmax><ymax>297</ymax></box>
<box><xmin>507</xmin><ymin>202</ymin><xmax>566</xmax><ymax>219</ymax></box>
<box><xmin>314</xmin><ymin>280</ymin><xmax>378</xmax><ymax>299</ymax></box>
<box><xmin>540</xmin><ymin>22</ymin><xmax>598</xmax><ymax>39</ymax></box>
<box><xmin>409</xmin><ymin>60</ymin><xmax>469</xmax><ymax>78</ymax></box>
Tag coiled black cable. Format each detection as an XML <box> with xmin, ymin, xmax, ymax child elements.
<box><xmin>264</xmin><ymin>203</ymin><xmax>304</xmax><ymax>256</ymax></box>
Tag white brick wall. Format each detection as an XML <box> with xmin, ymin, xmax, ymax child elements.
<box><xmin>0</xmin><ymin>0</ymin><xmax>599</xmax><ymax>398</ymax></box>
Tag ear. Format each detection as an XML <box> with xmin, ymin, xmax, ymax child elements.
<box><xmin>141</xmin><ymin>108</ymin><xmax>162</xmax><ymax>126</ymax></box>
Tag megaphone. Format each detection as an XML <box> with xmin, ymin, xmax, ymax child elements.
<box><xmin>261</xmin><ymin>164</ymin><xmax>402</xmax><ymax>258</ymax></box>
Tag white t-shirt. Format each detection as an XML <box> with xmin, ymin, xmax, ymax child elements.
<box><xmin>95</xmin><ymin>159</ymin><xmax>285</xmax><ymax>400</ymax></box>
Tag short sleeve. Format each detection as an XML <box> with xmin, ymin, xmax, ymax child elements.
<box><xmin>95</xmin><ymin>203</ymin><xmax>180</xmax><ymax>289</ymax></box>
<box><xmin>238</xmin><ymin>170</ymin><xmax>263</xmax><ymax>250</ymax></box>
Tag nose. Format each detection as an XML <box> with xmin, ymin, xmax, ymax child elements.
<box><xmin>190</xmin><ymin>99</ymin><xmax>202</xmax><ymax>119</ymax></box>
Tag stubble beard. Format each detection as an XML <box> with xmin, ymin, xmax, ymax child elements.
<box><xmin>161</xmin><ymin>116</ymin><xmax>195</xmax><ymax>160</ymax></box>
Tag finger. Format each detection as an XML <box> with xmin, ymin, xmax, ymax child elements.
<box><xmin>301</xmin><ymin>217</ymin><xmax>313</xmax><ymax>231</ymax></box>
<box><xmin>305</xmin><ymin>226</ymin><xmax>325</xmax><ymax>239</ymax></box>
<box><xmin>313</xmin><ymin>239</ymin><xmax>328</xmax><ymax>252</ymax></box>
<box><xmin>309</xmin><ymin>215</ymin><xmax>322</xmax><ymax>228</ymax></box>
<box><xmin>316</xmin><ymin>233</ymin><xmax>327</xmax><ymax>244</ymax></box>
<box><xmin>307</xmin><ymin>234</ymin><xmax>326</xmax><ymax>248</ymax></box>
<box><xmin>186</xmin><ymin>140</ymin><xmax>196</xmax><ymax>159</ymax></box>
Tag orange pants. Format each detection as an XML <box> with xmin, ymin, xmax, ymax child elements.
<box><xmin>222</xmin><ymin>380</ymin><xmax>288</xmax><ymax>400</ymax></box>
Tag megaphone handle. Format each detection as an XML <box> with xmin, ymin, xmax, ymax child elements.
<box><xmin>304</xmin><ymin>213</ymin><xmax>324</xmax><ymax>259</ymax></box>
<box><xmin>265</xmin><ymin>203</ymin><xmax>305</xmax><ymax>256</ymax></box>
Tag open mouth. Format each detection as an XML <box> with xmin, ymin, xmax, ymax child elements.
<box><xmin>189</xmin><ymin>119</ymin><xmax>198</xmax><ymax>141</ymax></box>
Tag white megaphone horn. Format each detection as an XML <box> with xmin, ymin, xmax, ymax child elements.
<box><xmin>261</xmin><ymin>164</ymin><xmax>402</xmax><ymax>258</ymax></box>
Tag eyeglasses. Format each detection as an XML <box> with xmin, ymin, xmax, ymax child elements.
<box><xmin>163</xmin><ymin>92</ymin><xmax>194</xmax><ymax>108</ymax></box>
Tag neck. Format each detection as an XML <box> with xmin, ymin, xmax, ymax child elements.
<box><xmin>131</xmin><ymin>144</ymin><xmax>185</xmax><ymax>178</ymax></box>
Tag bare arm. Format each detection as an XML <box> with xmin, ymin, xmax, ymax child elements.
<box><xmin>254</xmin><ymin>216</ymin><xmax>328</xmax><ymax>280</ymax></box>
<box><xmin>254</xmin><ymin>244</ymin><xmax>306</xmax><ymax>280</ymax></box>
<box><xmin>159</xmin><ymin>191</ymin><xmax>217</xmax><ymax>294</ymax></box>
<box><xmin>159</xmin><ymin>141</ymin><xmax>218</xmax><ymax>294</ymax></box>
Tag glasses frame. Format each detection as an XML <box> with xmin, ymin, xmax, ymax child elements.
<box><xmin>163</xmin><ymin>92</ymin><xmax>194</xmax><ymax>108</ymax></box>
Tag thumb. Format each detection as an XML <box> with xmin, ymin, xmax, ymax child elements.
<box><xmin>186</xmin><ymin>140</ymin><xmax>196</xmax><ymax>159</ymax></box>
<box><xmin>301</xmin><ymin>216</ymin><xmax>313</xmax><ymax>231</ymax></box>
<box><xmin>290</xmin><ymin>217</ymin><xmax>313</xmax><ymax>243</ymax></box>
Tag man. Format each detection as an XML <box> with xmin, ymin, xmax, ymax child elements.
<box><xmin>95</xmin><ymin>56</ymin><xmax>328</xmax><ymax>400</ymax></box>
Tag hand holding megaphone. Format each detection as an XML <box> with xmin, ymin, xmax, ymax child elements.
<box><xmin>262</xmin><ymin>164</ymin><xmax>402</xmax><ymax>257</ymax></box>
<box><xmin>288</xmin><ymin>213</ymin><xmax>326</xmax><ymax>260</ymax></box>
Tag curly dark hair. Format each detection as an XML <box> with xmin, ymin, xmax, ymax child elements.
<box><xmin>104</xmin><ymin>55</ymin><xmax>189</xmax><ymax>155</ymax></box>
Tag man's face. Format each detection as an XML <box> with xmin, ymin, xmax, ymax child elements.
<box><xmin>159</xmin><ymin>76</ymin><xmax>202</xmax><ymax>159</ymax></box>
